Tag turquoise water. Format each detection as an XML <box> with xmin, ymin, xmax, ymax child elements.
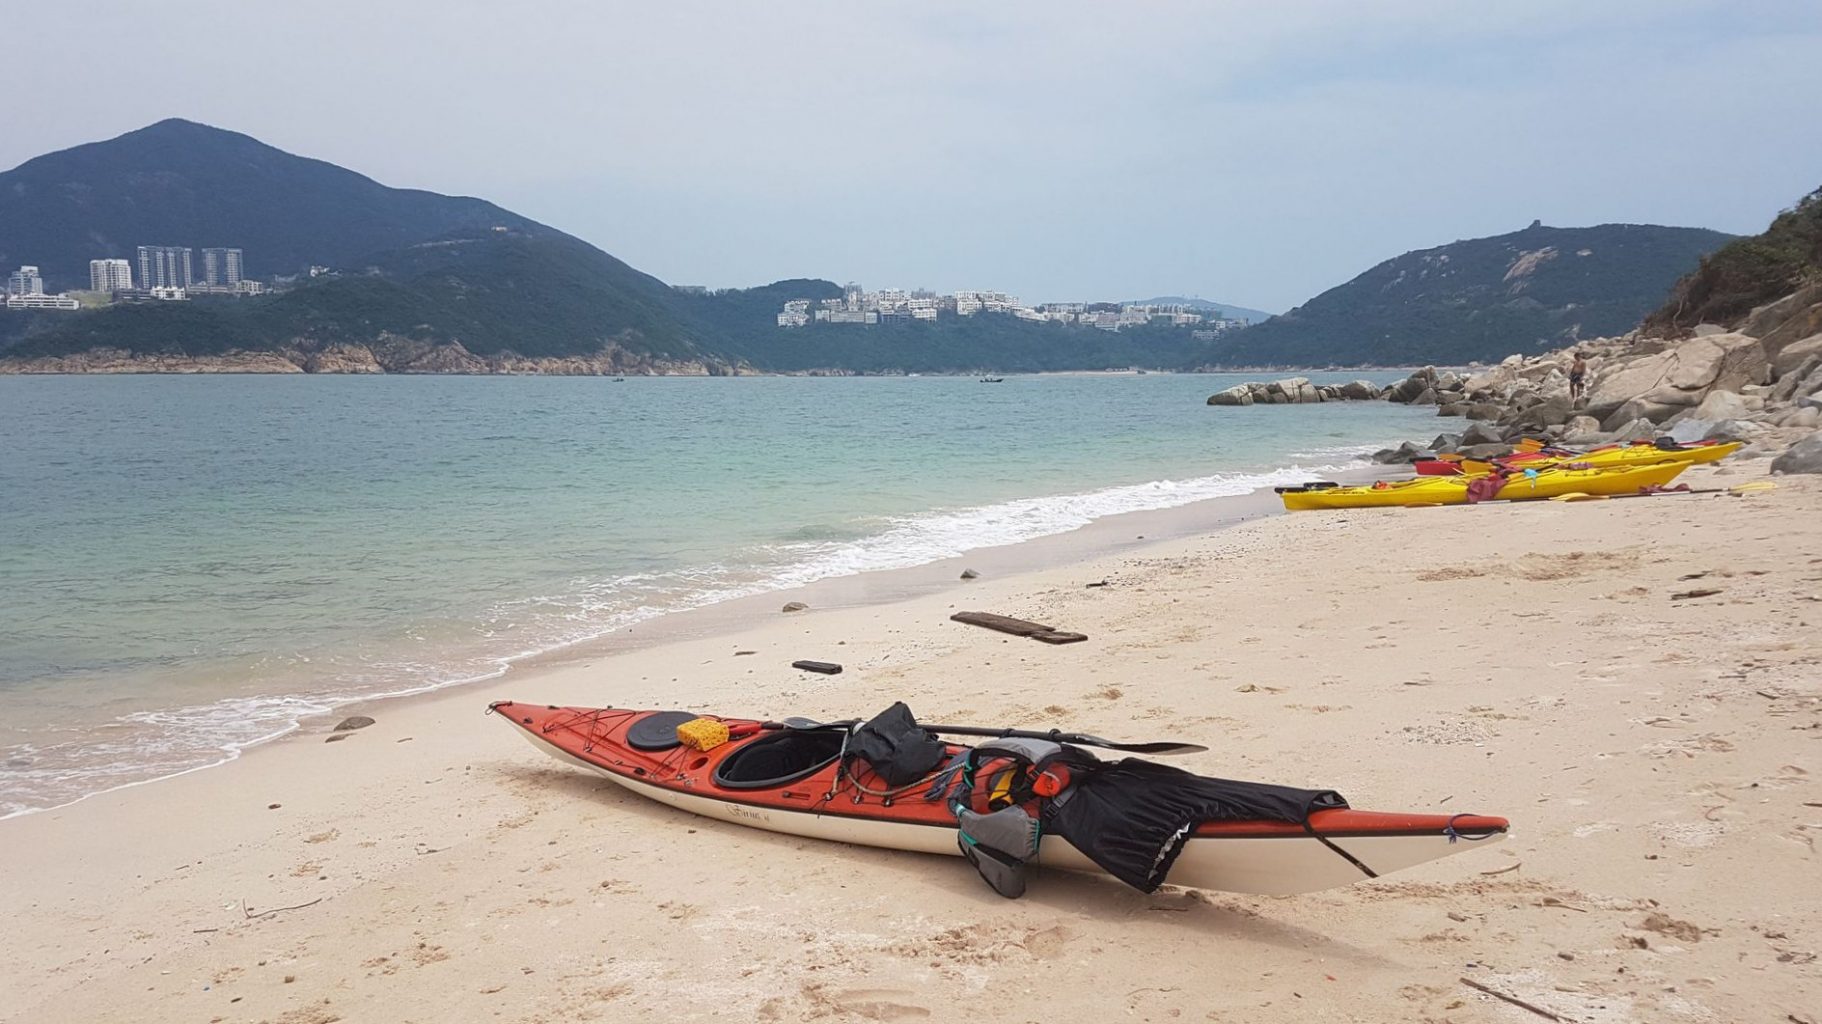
<box><xmin>0</xmin><ymin>373</ymin><xmax>1433</xmax><ymax>815</ymax></box>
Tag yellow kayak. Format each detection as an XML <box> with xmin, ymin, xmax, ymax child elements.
<box><xmin>1447</xmin><ymin>441</ymin><xmax>1742</xmax><ymax>476</ymax></box>
<box><xmin>1280</xmin><ymin>461</ymin><xmax>1691</xmax><ymax>511</ymax></box>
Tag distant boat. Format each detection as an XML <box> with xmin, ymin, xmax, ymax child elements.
<box><xmin>979</xmin><ymin>377</ymin><xmax>1005</xmax><ymax>383</ymax></box>
<box><xmin>612</xmin><ymin>377</ymin><xmax>626</xmax><ymax>382</ymax></box>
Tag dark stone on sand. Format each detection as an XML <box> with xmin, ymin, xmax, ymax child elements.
<box><xmin>782</xmin><ymin>601</ymin><xmax>809</xmax><ymax>613</ymax></box>
<box><xmin>960</xmin><ymin>569</ymin><xmax>980</xmax><ymax>580</ymax></box>
<box><xmin>333</xmin><ymin>715</ymin><xmax>376</xmax><ymax>732</ymax></box>
<box><xmin>1771</xmin><ymin>430</ymin><xmax>1822</xmax><ymax>474</ymax></box>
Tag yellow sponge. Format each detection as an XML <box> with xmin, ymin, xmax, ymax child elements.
<box><xmin>676</xmin><ymin>717</ymin><xmax>730</xmax><ymax>752</ymax></box>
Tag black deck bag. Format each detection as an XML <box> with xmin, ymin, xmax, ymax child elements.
<box><xmin>845</xmin><ymin>702</ymin><xmax>947</xmax><ymax>786</ymax></box>
<box><xmin>1045</xmin><ymin>758</ymin><xmax>1347</xmax><ymax>892</ymax></box>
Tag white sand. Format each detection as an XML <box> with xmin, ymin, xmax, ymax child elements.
<box><xmin>3</xmin><ymin>463</ymin><xmax>1817</xmax><ymax>1023</ymax></box>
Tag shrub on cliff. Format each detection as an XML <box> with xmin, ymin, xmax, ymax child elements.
<box><xmin>1645</xmin><ymin>185</ymin><xmax>1822</xmax><ymax>334</ymax></box>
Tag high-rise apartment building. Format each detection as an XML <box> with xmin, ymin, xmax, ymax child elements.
<box><xmin>6</xmin><ymin>265</ymin><xmax>44</xmax><ymax>297</ymax></box>
<box><xmin>200</xmin><ymin>247</ymin><xmax>244</xmax><ymax>288</ymax></box>
<box><xmin>137</xmin><ymin>245</ymin><xmax>193</xmax><ymax>290</ymax></box>
<box><xmin>90</xmin><ymin>258</ymin><xmax>134</xmax><ymax>292</ymax></box>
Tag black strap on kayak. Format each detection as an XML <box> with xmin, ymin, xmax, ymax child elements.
<box><xmin>1303</xmin><ymin>819</ymin><xmax>1377</xmax><ymax>879</ymax></box>
<box><xmin>1444</xmin><ymin>813</ymin><xmax>1497</xmax><ymax>843</ymax></box>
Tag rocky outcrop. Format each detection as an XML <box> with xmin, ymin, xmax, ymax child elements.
<box><xmin>0</xmin><ymin>347</ymin><xmax>308</xmax><ymax>374</ymax></box>
<box><xmin>1206</xmin><ymin>376</ymin><xmax>1383</xmax><ymax>406</ymax></box>
<box><xmin>1363</xmin><ymin>281</ymin><xmax>1822</xmax><ymax>468</ymax></box>
<box><xmin>0</xmin><ymin>336</ymin><xmax>745</xmax><ymax>376</ymax></box>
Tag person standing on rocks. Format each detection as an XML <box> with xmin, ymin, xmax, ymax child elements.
<box><xmin>1569</xmin><ymin>351</ymin><xmax>1588</xmax><ymax>403</ymax></box>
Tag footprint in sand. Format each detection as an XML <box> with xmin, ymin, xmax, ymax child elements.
<box><xmin>823</xmin><ymin>989</ymin><xmax>932</xmax><ymax>1022</ymax></box>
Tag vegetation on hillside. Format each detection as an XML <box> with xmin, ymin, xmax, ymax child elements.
<box><xmin>1214</xmin><ymin>223</ymin><xmax>1732</xmax><ymax>366</ymax></box>
<box><xmin>1643</xmin><ymin>185</ymin><xmax>1822</xmax><ymax>333</ymax></box>
<box><xmin>6</xmin><ymin>231</ymin><xmax>704</xmax><ymax>362</ymax></box>
<box><xmin>0</xmin><ymin>118</ymin><xmax>545</xmax><ymax>291</ymax></box>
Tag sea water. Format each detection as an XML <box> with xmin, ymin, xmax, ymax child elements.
<box><xmin>0</xmin><ymin>373</ymin><xmax>1434</xmax><ymax>816</ymax></box>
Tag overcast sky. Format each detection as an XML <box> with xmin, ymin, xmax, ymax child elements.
<box><xmin>5</xmin><ymin>1</ymin><xmax>1820</xmax><ymax>311</ymax></box>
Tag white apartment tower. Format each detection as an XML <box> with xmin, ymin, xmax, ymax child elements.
<box><xmin>137</xmin><ymin>245</ymin><xmax>193</xmax><ymax>289</ymax></box>
<box><xmin>90</xmin><ymin>258</ymin><xmax>134</xmax><ymax>292</ymax></box>
<box><xmin>201</xmin><ymin>247</ymin><xmax>244</xmax><ymax>288</ymax></box>
<box><xmin>6</xmin><ymin>265</ymin><xmax>45</xmax><ymax>297</ymax></box>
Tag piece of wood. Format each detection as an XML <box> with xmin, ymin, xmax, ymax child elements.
<box><xmin>791</xmin><ymin>660</ymin><xmax>843</xmax><ymax>675</ymax></box>
<box><xmin>1029</xmin><ymin>630</ymin><xmax>1088</xmax><ymax>645</ymax></box>
<box><xmin>951</xmin><ymin>611</ymin><xmax>1054</xmax><ymax>636</ymax></box>
<box><xmin>1671</xmin><ymin>588</ymin><xmax>1722</xmax><ymax>600</ymax></box>
<box><xmin>1459</xmin><ymin>977</ymin><xmax>1567</xmax><ymax>1022</ymax></box>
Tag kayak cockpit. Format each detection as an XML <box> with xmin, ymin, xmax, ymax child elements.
<box><xmin>712</xmin><ymin>728</ymin><xmax>848</xmax><ymax>790</ymax></box>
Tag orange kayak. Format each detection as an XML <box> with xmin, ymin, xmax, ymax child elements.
<box><xmin>492</xmin><ymin>702</ymin><xmax>1509</xmax><ymax>895</ymax></box>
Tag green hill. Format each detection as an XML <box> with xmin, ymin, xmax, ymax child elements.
<box><xmin>1214</xmin><ymin>222</ymin><xmax>1733</xmax><ymax>366</ymax></box>
<box><xmin>1642</xmin><ymin>185</ymin><xmax>1822</xmax><ymax>333</ymax></box>
<box><xmin>0</xmin><ymin>118</ymin><xmax>547</xmax><ymax>291</ymax></box>
<box><xmin>8</xmin><ymin>229</ymin><xmax>707</xmax><ymax>366</ymax></box>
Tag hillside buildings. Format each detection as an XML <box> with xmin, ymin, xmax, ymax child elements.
<box><xmin>773</xmin><ymin>284</ymin><xmax>1251</xmax><ymax>335</ymax></box>
<box><xmin>201</xmin><ymin>247</ymin><xmax>242</xmax><ymax>288</ymax></box>
<box><xmin>7</xmin><ymin>265</ymin><xmax>44</xmax><ymax>297</ymax></box>
<box><xmin>137</xmin><ymin>245</ymin><xmax>193</xmax><ymax>290</ymax></box>
<box><xmin>90</xmin><ymin>258</ymin><xmax>134</xmax><ymax>292</ymax></box>
<box><xmin>776</xmin><ymin>299</ymin><xmax>811</xmax><ymax>328</ymax></box>
<box><xmin>5</xmin><ymin>265</ymin><xmax>80</xmax><ymax>310</ymax></box>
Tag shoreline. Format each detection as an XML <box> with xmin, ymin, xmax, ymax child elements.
<box><xmin>3</xmin><ymin>466</ymin><xmax>1363</xmax><ymax>823</ymax></box>
<box><xmin>3</xmin><ymin>461</ymin><xmax>1813</xmax><ymax>1023</ymax></box>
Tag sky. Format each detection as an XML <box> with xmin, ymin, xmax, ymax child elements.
<box><xmin>4</xmin><ymin>1</ymin><xmax>1820</xmax><ymax>312</ymax></box>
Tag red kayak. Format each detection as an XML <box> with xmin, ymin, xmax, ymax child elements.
<box><xmin>1414</xmin><ymin>438</ymin><xmax>1733</xmax><ymax>476</ymax></box>
<box><xmin>492</xmin><ymin>702</ymin><xmax>1509</xmax><ymax>896</ymax></box>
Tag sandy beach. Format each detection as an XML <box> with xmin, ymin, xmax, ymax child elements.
<box><xmin>3</xmin><ymin>462</ymin><xmax>1818</xmax><ymax>1023</ymax></box>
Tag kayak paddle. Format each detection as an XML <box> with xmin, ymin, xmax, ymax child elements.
<box><xmin>761</xmin><ymin>718</ymin><xmax>1209</xmax><ymax>755</ymax></box>
<box><xmin>919</xmin><ymin>724</ymin><xmax>1208</xmax><ymax>756</ymax></box>
<box><xmin>1548</xmin><ymin>481</ymin><xmax>1775</xmax><ymax>502</ymax></box>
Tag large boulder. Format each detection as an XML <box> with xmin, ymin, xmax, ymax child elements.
<box><xmin>1410</xmin><ymin>387</ymin><xmax>1438</xmax><ymax>406</ymax></box>
<box><xmin>1207</xmin><ymin>385</ymin><xmax>1253</xmax><ymax>406</ymax></box>
<box><xmin>1777</xmin><ymin>406</ymin><xmax>1821</xmax><ymax>429</ymax></box>
<box><xmin>1600</xmin><ymin>396</ymin><xmax>1680</xmax><ymax>432</ymax></box>
<box><xmin>1507</xmin><ymin>393</ymin><xmax>1575</xmax><ymax>431</ymax></box>
<box><xmin>1464</xmin><ymin>402</ymin><xmax>1505</xmax><ymax>421</ymax></box>
<box><xmin>1430</xmin><ymin>432</ymin><xmax>1463</xmax><ymax>452</ymax></box>
<box><xmin>1562</xmin><ymin>415</ymin><xmax>1605</xmax><ymax>445</ymax></box>
<box><xmin>1670</xmin><ymin>333</ymin><xmax>1770</xmax><ymax>393</ymax></box>
<box><xmin>1770</xmin><ymin>431</ymin><xmax>1822</xmax><ymax>475</ymax></box>
<box><xmin>1772</xmin><ymin>332</ymin><xmax>1822</xmax><ymax>378</ymax></box>
<box><xmin>1266</xmin><ymin>376</ymin><xmax>1310</xmax><ymax>397</ymax></box>
<box><xmin>1338</xmin><ymin>379</ymin><xmax>1381</xmax><ymax>400</ymax></box>
<box><xmin>1297</xmin><ymin>382</ymin><xmax>1323</xmax><ymax>404</ymax></box>
<box><xmin>1371</xmin><ymin>441</ymin><xmax>1431</xmax><ymax>465</ymax></box>
<box><xmin>1460</xmin><ymin>422</ymin><xmax>1505</xmax><ymax>447</ymax></box>
<box><xmin>1585</xmin><ymin>350</ymin><xmax>1678</xmax><ymax>420</ymax></box>
<box><xmin>1683</xmin><ymin>389</ymin><xmax>1751</xmax><ymax>424</ymax></box>
<box><xmin>1746</xmin><ymin>280</ymin><xmax>1822</xmax><ymax>354</ymax></box>
<box><xmin>1608</xmin><ymin>418</ymin><xmax>1659</xmax><ymax>442</ymax></box>
<box><xmin>1705</xmin><ymin>419</ymin><xmax>1768</xmax><ymax>443</ymax></box>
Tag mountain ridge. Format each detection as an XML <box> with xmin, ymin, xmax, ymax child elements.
<box><xmin>1212</xmin><ymin>221</ymin><xmax>1734</xmax><ymax>366</ymax></box>
<box><xmin>0</xmin><ymin>118</ymin><xmax>549</xmax><ymax>289</ymax></box>
<box><xmin>0</xmin><ymin>121</ymin><xmax>1743</xmax><ymax>373</ymax></box>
